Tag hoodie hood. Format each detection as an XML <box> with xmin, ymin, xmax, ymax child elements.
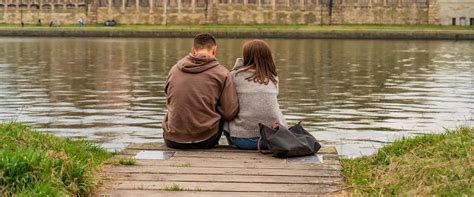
<box><xmin>177</xmin><ymin>54</ymin><xmax>220</xmax><ymax>73</ymax></box>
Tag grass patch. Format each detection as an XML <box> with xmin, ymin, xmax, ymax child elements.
<box><xmin>162</xmin><ymin>183</ymin><xmax>186</xmax><ymax>191</ymax></box>
<box><xmin>341</xmin><ymin>126</ymin><xmax>474</xmax><ymax>196</ymax></box>
<box><xmin>160</xmin><ymin>184</ymin><xmax>201</xmax><ymax>191</ymax></box>
<box><xmin>0</xmin><ymin>122</ymin><xmax>112</xmax><ymax>196</ymax></box>
<box><xmin>0</xmin><ymin>23</ymin><xmax>473</xmax><ymax>33</ymax></box>
<box><xmin>174</xmin><ymin>163</ymin><xmax>191</xmax><ymax>167</ymax></box>
<box><xmin>118</xmin><ymin>158</ymin><xmax>136</xmax><ymax>166</ymax></box>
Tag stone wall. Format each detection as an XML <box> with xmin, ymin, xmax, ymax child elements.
<box><xmin>0</xmin><ymin>0</ymin><xmax>472</xmax><ymax>25</ymax></box>
<box><xmin>336</xmin><ymin>0</ymin><xmax>431</xmax><ymax>24</ymax></box>
<box><xmin>94</xmin><ymin>1</ymin><xmax>331</xmax><ymax>24</ymax></box>
<box><xmin>0</xmin><ymin>0</ymin><xmax>89</xmax><ymax>25</ymax></box>
<box><xmin>437</xmin><ymin>0</ymin><xmax>474</xmax><ymax>25</ymax></box>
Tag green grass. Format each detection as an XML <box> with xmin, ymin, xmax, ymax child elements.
<box><xmin>0</xmin><ymin>23</ymin><xmax>473</xmax><ymax>33</ymax></box>
<box><xmin>174</xmin><ymin>163</ymin><xmax>192</xmax><ymax>167</ymax></box>
<box><xmin>341</xmin><ymin>126</ymin><xmax>474</xmax><ymax>196</ymax></box>
<box><xmin>162</xmin><ymin>183</ymin><xmax>186</xmax><ymax>191</ymax></box>
<box><xmin>118</xmin><ymin>158</ymin><xmax>136</xmax><ymax>166</ymax></box>
<box><xmin>0</xmin><ymin>122</ymin><xmax>112</xmax><ymax>196</ymax></box>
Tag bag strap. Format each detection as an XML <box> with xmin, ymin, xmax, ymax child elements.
<box><xmin>257</xmin><ymin>137</ymin><xmax>272</xmax><ymax>154</ymax></box>
<box><xmin>257</xmin><ymin>136</ymin><xmax>263</xmax><ymax>153</ymax></box>
<box><xmin>257</xmin><ymin>125</ymin><xmax>272</xmax><ymax>154</ymax></box>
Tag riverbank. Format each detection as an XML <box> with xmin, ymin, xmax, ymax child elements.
<box><xmin>341</xmin><ymin>126</ymin><xmax>473</xmax><ymax>195</ymax></box>
<box><xmin>0</xmin><ymin>122</ymin><xmax>112</xmax><ymax>196</ymax></box>
<box><xmin>1</xmin><ymin>122</ymin><xmax>473</xmax><ymax>196</ymax></box>
<box><xmin>0</xmin><ymin>24</ymin><xmax>473</xmax><ymax>40</ymax></box>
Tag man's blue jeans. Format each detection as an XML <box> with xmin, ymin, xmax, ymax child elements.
<box><xmin>223</xmin><ymin>131</ymin><xmax>268</xmax><ymax>150</ymax></box>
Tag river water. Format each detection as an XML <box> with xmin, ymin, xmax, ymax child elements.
<box><xmin>0</xmin><ymin>37</ymin><xmax>472</xmax><ymax>157</ymax></box>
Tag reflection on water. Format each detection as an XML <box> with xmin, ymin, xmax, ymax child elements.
<box><xmin>0</xmin><ymin>38</ymin><xmax>472</xmax><ymax>156</ymax></box>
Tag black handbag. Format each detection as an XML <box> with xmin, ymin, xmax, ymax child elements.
<box><xmin>258</xmin><ymin>121</ymin><xmax>321</xmax><ymax>158</ymax></box>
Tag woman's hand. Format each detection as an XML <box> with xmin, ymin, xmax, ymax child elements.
<box><xmin>272</xmin><ymin>122</ymin><xmax>279</xmax><ymax>129</ymax></box>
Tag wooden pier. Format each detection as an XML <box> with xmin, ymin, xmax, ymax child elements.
<box><xmin>94</xmin><ymin>143</ymin><xmax>346</xmax><ymax>196</ymax></box>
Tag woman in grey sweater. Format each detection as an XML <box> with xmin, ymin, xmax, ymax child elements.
<box><xmin>224</xmin><ymin>40</ymin><xmax>287</xmax><ymax>150</ymax></box>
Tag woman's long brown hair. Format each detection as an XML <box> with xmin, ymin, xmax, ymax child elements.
<box><xmin>236</xmin><ymin>40</ymin><xmax>278</xmax><ymax>85</ymax></box>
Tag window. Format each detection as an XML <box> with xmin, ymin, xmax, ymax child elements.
<box><xmin>276</xmin><ymin>0</ymin><xmax>285</xmax><ymax>4</ymax></box>
<box><xmin>460</xmin><ymin>17</ymin><xmax>466</xmax><ymax>26</ymax></box>
<box><xmin>140</xmin><ymin>0</ymin><xmax>149</xmax><ymax>7</ymax></box>
<box><xmin>248</xmin><ymin>0</ymin><xmax>256</xmax><ymax>4</ymax></box>
<box><xmin>99</xmin><ymin>0</ymin><xmax>107</xmax><ymax>7</ymax></box>
<box><xmin>470</xmin><ymin>18</ymin><xmax>474</xmax><ymax>26</ymax></box>
<box><xmin>167</xmin><ymin>0</ymin><xmax>178</xmax><ymax>8</ymax></box>
<box><xmin>112</xmin><ymin>0</ymin><xmax>122</xmax><ymax>7</ymax></box>
<box><xmin>196</xmin><ymin>0</ymin><xmax>207</xmax><ymax>7</ymax></box>
<box><xmin>181</xmin><ymin>0</ymin><xmax>191</xmax><ymax>6</ymax></box>
<box><xmin>290</xmin><ymin>0</ymin><xmax>299</xmax><ymax>5</ymax></box>
<box><xmin>126</xmin><ymin>0</ymin><xmax>134</xmax><ymax>7</ymax></box>
<box><xmin>65</xmin><ymin>4</ymin><xmax>75</xmax><ymax>9</ymax></box>
<box><xmin>42</xmin><ymin>4</ymin><xmax>51</xmax><ymax>9</ymax></box>
<box><xmin>452</xmin><ymin>18</ymin><xmax>456</xmax><ymax>26</ymax></box>
<box><xmin>155</xmin><ymin>0</ymin><xmax>163</xmax><ymax>7</ymax></box>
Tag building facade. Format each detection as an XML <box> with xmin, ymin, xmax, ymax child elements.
<box><xmin>436</xmin><ymin>0</ymin><xmax>473</xmax><ymax>25</ymax></box>
<box><xmin>0</xmin><ymin>0</ymin><xmax>472</xmax><ymax>25</ymax></box>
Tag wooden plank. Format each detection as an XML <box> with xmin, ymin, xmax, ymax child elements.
<box><xmin>107</xmin><ymin>166</ymin><xmax>342</xmax><ymax>177</ymax></box>
<box><xmin>126</xmin><ymin>143</ymin><xmax>338</xmax><ymax>155</ymax></box>
<box><xmin>101</xmin><ymin>173</ymin><xmax>344</xmax><ymax>185</ymax></box>
<box><xmin>94</xmin><ymin>190</ymin><xmax>317</xmax><ymax>197</ymax></box>
<box><xmin>118</xmin><ymin>159</ymin><xmax>342</xmax><ymax>170</ymax></box>
<box><xmin>102</xmin><ymin>181</ymin><xmax>342</xmax><ymax>194</ymax></box>
<box><xmin>95</xmin><ymin>144</ymin><xmax>344</xmax><ymax>196</ymax></box>
<box><xmin>120</xmin><ymin>149</ymin><xmax>339</xmax><ymax>157</ymax></box>
<box><xmin>171</xmin><ymin>151</ymin><xmax>339</xmax><ymax>161</ymax></box>
<box><xmin>120</xmin><ymin>150</ymin><xmax>339</xmax><ymax>161</ymax></box>
<box><xmin>116</xmin><ymin>154</ymin><xmax>341</xmax><ymax>165</ymax></box>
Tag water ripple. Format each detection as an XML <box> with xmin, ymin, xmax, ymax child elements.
<box><xmin>0</xmin><ymin>38</ymin><xmax>472</xmax><ymax>156</ymax></box>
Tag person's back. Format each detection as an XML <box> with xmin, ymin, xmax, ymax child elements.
<box><xmin>162</xmin><ymin>33</ymin><xmax>238</xmax><ymax>149</ymax></box>
<box><xmin>224</xmin><ymin>40</ymin><xmax>287</xmax><ymax>150</ymax></box>
<box><xmin>226</xmin><ymin>70</ymin><xmax>286</xmax><ymax>136</ymax></box>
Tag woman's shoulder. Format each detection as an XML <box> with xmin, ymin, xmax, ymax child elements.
<box><xmin>230</xmin><ymin>68</ymin><xmax>254</xmax><ymax>78</ymax></box>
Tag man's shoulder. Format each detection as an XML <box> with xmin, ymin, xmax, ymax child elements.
<box><xmin>214</xmin><ymin>63</ymin><xmax>229</xmax><ymax>72</ymax></box>
<box><xmin>210</xmin><ymin>63</ymin><xmax>230</xmax><ymax>76</ymax></box>
<box><xmin>167</xmin><ymin>64</ymin><xmax>180</xmax><ymax>75</ymax></box>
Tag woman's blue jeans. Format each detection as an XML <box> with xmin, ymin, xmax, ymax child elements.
<box><xmin>223</xmin><ymin>131</ymin><xmax>268</xmax><ymax>150</ymax></box>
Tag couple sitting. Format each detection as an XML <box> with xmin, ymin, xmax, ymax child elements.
<box><xmin>162</xmin><ymin>33</ymin><xmax>286</xmax><ymax>150</ymax></box>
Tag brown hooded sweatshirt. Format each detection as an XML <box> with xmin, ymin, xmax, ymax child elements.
<box><xmin>162</xmin><ymin>54</ymin><xmax>239</xmax><ymax>143</ymax></box>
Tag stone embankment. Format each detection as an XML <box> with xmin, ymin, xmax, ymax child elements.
<box><xmin>0</xmin><ymin>29</ymin><xmax>473</xmax><ymax>40</ymax></box>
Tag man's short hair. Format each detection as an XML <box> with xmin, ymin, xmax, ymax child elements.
<box><xmin>193</xmin><ymin>33</ymin><xmax>217</xmax><ymax>50</ymax></box>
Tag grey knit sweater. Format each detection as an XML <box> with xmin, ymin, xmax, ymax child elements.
<box><xmin>224</xmin><ymin>69</ymin><xmax>287</xmax><ymax>138</ymax></box>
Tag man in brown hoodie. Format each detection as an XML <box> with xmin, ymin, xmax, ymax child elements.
<box><xmin>162</xmin><ymin>33</ymin><xmax>239</xmax><ymax>149</ymax></box>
